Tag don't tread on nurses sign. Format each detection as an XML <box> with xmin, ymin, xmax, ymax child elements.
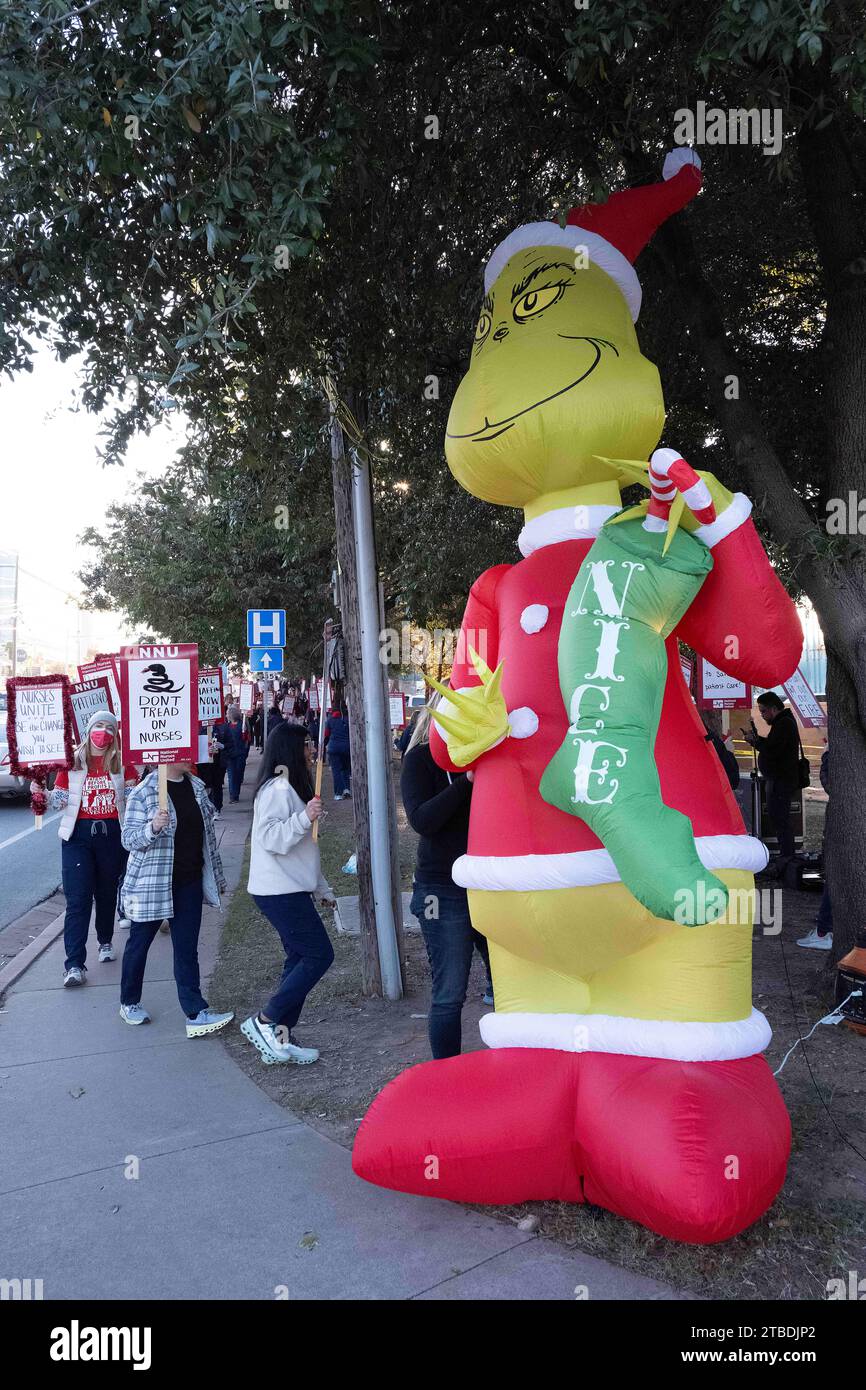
<box><xmin>120</xmin><ymin>644</ymin><xmax>199</xmax><ymax>764</ymax></box>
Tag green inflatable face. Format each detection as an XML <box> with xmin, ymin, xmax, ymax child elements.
<box><xmin>445</xmin><ymin>245</ymin><xmax>666</xmax><ymax>508</ymax></box>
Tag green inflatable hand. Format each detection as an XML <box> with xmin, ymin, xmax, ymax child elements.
<box><xmin>539</xmin><ymin>516</ymin><xmax>728</xmax><ymax>926</ymax></box>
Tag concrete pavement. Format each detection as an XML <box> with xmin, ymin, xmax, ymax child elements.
<box><xmin>0</xmin><ymin>756</ymin><xmax>685</xmax><ymax>1301</ymax></box>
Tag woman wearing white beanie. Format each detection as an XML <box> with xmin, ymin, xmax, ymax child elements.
<box><xmin>50</xmin><ymin>709</ymin><xmax>139</xmax><ymax>986</ymax></box>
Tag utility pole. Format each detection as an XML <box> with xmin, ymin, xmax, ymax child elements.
<box><xmin>327</xmin><ymin>393</ymin><xmax>403</xmax><ymax>1000</ymax></box>
<box><xmin>350</xmin><ymin>444</ymin><xmax>403</xmax><ymax>1001</ymax></box>
<box><xmin>9</xmin><ymin>552</ymin><xmax>19</xmax><ymax>679</ymax></box>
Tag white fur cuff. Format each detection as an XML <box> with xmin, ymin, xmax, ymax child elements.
<box><xmin>480</xmin><ymin>1007</ymin><xmax>771</xmax><ymax>1063</ymax></box>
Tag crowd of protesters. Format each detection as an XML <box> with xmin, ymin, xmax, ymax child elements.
<box><xmin>48</xmin><ymin>673</ymin><xmax>351</xmax><ymax>1063</ymax></box>
<box><xmin>46</xmin><ymin>675</ymin><xmax>828</xmax><ymax>1069</ymax></box>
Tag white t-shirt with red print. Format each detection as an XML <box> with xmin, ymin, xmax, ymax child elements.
<box><xmin>55</xmin><ymin>761</ymin><xmax>139</xmax><ymax>820</ymax></box>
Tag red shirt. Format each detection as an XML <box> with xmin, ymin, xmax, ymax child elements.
<box><xmin>55</xmin><ymin>761</ymin><xmax>139</xmax><ymax>820</ymax></box>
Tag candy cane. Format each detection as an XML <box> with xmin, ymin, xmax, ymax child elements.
<box><xmin>643</xmin><ymin>448</ymin><xmax>717</xmax><ymax>533</ymax></box>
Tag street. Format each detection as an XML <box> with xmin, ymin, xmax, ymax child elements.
<box><xmin>0</xmin><ymin>797</ymin><xmax>62</xmax><ymax>930</ymax></box>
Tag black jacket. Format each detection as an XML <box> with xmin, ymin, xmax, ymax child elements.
<box><xmin>705</xmin><ymin>731</ymin><xmax>740</xmax><ymax>790</ymax></box>
<box><xmin>756</xmin><ymin>707</ymin><xmax>800</xmax><ymax>789</ymax></box>
<box><xmin>401</xmin><ymin>741</ymin><xmax>472</xmax><ymax>891</ymax></box>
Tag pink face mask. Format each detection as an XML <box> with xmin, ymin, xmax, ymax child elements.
<box><xmin>90</xmin><ymin>729</ymin><xmax>113</xmax><ymax>750</ymax></box>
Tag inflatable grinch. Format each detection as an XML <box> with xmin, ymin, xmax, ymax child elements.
<box><xmin>353</xmin><ymin>150</ymin><xmax>803</xmax><ymax>1243</ymax></box>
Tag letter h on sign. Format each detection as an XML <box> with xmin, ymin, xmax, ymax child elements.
<box><xmin>247</xmin><ymin>610</ymin><xmax>286</xmax><ymax>648</ymax></box>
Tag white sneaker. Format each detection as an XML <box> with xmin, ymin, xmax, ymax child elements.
<box><xmin>241</xmin><ymin>1014</ymin><xmax>319</xmax><ymax>1065</ymax></box>
<box><xmin>98</xmin><ymin>943</ymin><xmax>115</xmax><ymax>963</ymax></box>
<box><xmin>63</xmin><ymin>966</ymin><xmax>85</xmax><ymax>987</ymax></box>
<box><xmin>796</xmin><ymin>929</ymin><xmax>833</xmax><ymax>950</ymax></box>
<box><xmin>186</xmin><ymin>1008</ymin><xmax>234</xmax><ymax>1038</ymax></box>
<box><xmin>119</xmin><ymin>1003</ymin><xmax>150</xmax><ymax>1025</ymax></box>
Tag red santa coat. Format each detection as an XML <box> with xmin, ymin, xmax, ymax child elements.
<box><xmin>430</xmin><ymin>497</ymin><xmax>803</xmax><ymax>895</ymax></box>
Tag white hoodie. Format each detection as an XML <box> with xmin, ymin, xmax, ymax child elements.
<box><xmin>248</xmin><ymin>777</ymin><xmax>333</xmax><ymax>898</ymax></box>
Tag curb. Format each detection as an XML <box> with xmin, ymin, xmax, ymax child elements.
<box><xmin>0</xmin><ymin>908</ymin><xmax>66</xmax><ymax>1000</ymax></box>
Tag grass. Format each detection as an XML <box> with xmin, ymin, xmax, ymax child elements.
<box><xmin>209</xmin><ymin>762</ymin><xmax>866</xmax><ymax>1299</ymax></box>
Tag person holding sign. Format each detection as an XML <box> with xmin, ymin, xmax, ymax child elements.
<box><xmin>50</xmin><ymin>710</ymin><xmax>138</xmax><ymax>986</ymax></box>
<box><xmin>744</xmin><ymin>691</ymin><xmax>801</xmax><ymax>866</ymax></box>
<box><xmin>221</xmin><ymin>704</ymin><xmax>249</xmax><ymax>802</ymax></box>
<box><xmin>118</xmin><ymin>762</ymin><xmax>234</xmax><ymax>1037</ymax></box>
<box><xmin>324</xmin><ymin>702</ymin><xmax>352</xmax><ymax>800</ymax></box>
<box><xmin>241</xmin><ymin>724</ymin><xmax>335</xmax><ymax>1065</ymax></box>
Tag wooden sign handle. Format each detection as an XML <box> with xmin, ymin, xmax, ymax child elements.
<box><xmin>158</xmin><ymin>764</ymin><xmax>168</xmax><ymax>812</ymax></box>
<box><xmin>312</xmin><ymin>753</ymin><xmax>324</xmax><ymax>842</ymax></box>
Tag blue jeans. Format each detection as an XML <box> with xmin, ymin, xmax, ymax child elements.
<box><xmin>120</xmin><ymin>878</ymin><xmax>208</xmax><ymax>1018</ymax></box>
<box><xmin>226</xmin><ymin>755</ymin><xmax>245</xmax><ymax>801</ymax></box>
<box><xmin>817</xmin><ymin>884</ymin><xmax>833</xmax><ymax>936</ymax></box>
<box><xmin>62</xmin><ymin>819</ymin><xmax>125</xmax><ymax>970</ymax></box>
<box><xmin>412</xmin><ymin>883</ymin><xmax>491</xmax><ymax>1059</ymax></box>
<box><xmin>252</xmin><ymin>892</ymin><xmax>334</xmax><ymax>1030</ymax></box>
<box><xmin>329</xmin><ymin>749</ymin><xmax>351</xmax><ymax>797</ymax></box>
<box><xmin>209</xmin><ymin>763</ymin><xmax>226</xmax><ymax>811</ymax></box>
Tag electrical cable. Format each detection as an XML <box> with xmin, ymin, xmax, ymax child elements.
<box><xmin>776</xmin><ymin>930</ymin><xmax>866</xmax><ymax>1164</ymax></box>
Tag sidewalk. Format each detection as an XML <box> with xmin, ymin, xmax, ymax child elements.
<box><xmin>0</xmin><ymin>755</ymin><xmax>685</xmax><ymax>1301</ymax></box>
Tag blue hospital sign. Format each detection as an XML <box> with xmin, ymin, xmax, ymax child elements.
<box><xmin>246</xmin><ymin>609</ymin><xmax>286</xmax><ymax>648</ymax></box>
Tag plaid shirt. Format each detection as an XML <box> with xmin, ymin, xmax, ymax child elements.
<box><xmin>120</xmin><ymin>773</ymin><xmax>226</xmax><ymax>923</ymax></box>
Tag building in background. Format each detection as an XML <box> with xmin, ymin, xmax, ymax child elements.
<box><xmin>0</xmin><ymin>551</ymin><xmax>135</xmax><ymax>680</ymax></box>
<box><xmin>798</xmin><ymin>598</ymin><xmax>826</xmax><ymax>698</ymax></box>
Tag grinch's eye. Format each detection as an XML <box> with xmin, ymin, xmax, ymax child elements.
<box><xmin>475</xmin><ymin>312</ymin><xmax>492</xmax><ymax>344</ymax></box>
<box><xmin>513</xmin><ymin>283</ymin><xmax>565</xmax><ymax>323</ymax></box>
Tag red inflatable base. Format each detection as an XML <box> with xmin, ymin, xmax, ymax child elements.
<box><xmin>352</xmin><ymin>1048</ymin><xmax>790</xmax><ymax>1245</ymax></box>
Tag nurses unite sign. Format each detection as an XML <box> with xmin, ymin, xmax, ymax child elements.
<box><xmin>120</xmin><ymin>643</ymin><xmax>198</xmax><ymax>764</ymax></box>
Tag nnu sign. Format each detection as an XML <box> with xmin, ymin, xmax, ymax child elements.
<box><xmin>120</xmin><ymin>644</ymin><xmax>198</xmax><ymax>764</ymax></box>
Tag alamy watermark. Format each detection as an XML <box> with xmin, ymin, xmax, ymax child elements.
<box><xmin>674</xmin><ymin>102</ymin><xmax>783</xmax><ymax>157</ymax></box>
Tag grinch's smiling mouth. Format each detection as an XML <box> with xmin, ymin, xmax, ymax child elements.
<box><xmin>447</xmin><ymin>337</ymin><xmax>618</xmax><ymax>443</ymax></box>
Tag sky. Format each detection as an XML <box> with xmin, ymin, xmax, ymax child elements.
<box><xmin>0</xmin><ymin>350</ymin><xmax>187</xmax><ymax>673</ymax></box>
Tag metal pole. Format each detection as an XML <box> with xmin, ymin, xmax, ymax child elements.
<box><xmin>312</xmin><ymin>621</ymin><xmax>331</xmax><ymax>842</ymax></box>
<box><xmin>11</xmin><ymin>553</ymin><xmax>19</xmax><ymax>679</ymax></box>
<box><xmin>350</xmin><ymin>446</ymin><xmax>403</xmax><ymax>1000</ymax></box>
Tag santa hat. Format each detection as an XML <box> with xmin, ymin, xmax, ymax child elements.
<box><xmin>483</xmin><ymin>148</ymin><xmax>702</xmax><ymax>321</ymax></box>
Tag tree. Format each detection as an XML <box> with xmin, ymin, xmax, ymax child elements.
<box><xmin>78</xmin><ymin>393</ymin><xmax>334</xmax><ymax>669</ymax></box>
<box><xmin>4</xmin><ymin>0</ymin><xmax>865</xmax><ymax>961</ymax></box>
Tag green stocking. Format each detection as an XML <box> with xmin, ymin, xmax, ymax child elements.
<box><xmin>539</xmin><ymin>517</ymin><xmax>728</xmax><ymax>926</ymax></box>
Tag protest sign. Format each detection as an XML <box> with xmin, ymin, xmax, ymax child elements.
<box><xmin>78</xmin><ymin>654</ymin><xmax>121</xmax><ymax>718</ymax></box>
<box><xmin>782</xmin><ymin>668</ymin><xmax>826</xmax><ymax>728</ymax></box>
<box><xmin>5</xmin><ymin>675</ymin><xmax>74</xmax><ymax>824</ymax></box>
<box><xmin>197</xmin><ymin>667</ymin><xmax>225</xmax><ymax>724</ymax></box>
<box><xmin>238</xmin><ymin>680</ymin><xmax>256</xmax><ymax>714</ymax></box>
<box><xmin>696</xmin><ymin>658</ymin><xmax>752</xmax><ymax>710</ymax></box>
<box><xmin>389</xmin><ymin>693</ymin><xmax>407</xmax><ymax>727</ymax></box>
<box><xmin>69</xmin><ymin>676</ymin><xmax>113</xmax><ymax>743</ymax></box>
<box><xmin>120</xmin><ymin>643</ymin><xmax>198</xmax><ymax>766</ymax></box>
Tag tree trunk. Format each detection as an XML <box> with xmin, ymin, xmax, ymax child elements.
<box><xmin>329</xmin><ymin>405</ymin><xmax>382</xmax><ymax>994</ymax></box>
<box><xmin>649</xmin><ymin>130</ymin><xmax>866</xmax><ymax>963</ymax></box>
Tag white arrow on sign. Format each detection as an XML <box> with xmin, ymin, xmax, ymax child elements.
<box><xmin>261</xmin><ymin>653</ymin><xmax>273</xmax><ymax>667</ymax></box>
